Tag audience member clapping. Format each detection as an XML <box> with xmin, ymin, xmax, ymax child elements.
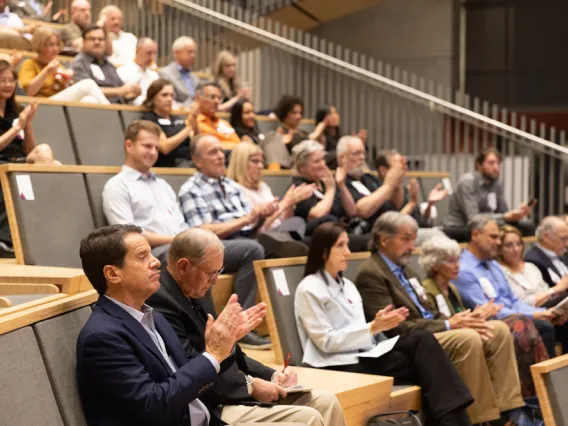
<box><xmin>97</xmin><ymin>5</ymin><xmax>137</xmax><ymax>66</ymax></box>
<box><xmin>117</xmin><ymin>37</ymin><xmax>159</xmax><ymax>106</ymax></box>
<box><xmin>212</xmin><ymin>50</ymin><xmax>251</xmax><ymax>112</ymax></box>
<box><xmin>294</xmin><ymin>221</ymin><xmax>474</xmax><ymax>426</ymax></box>
<box><xmin>141</xmin><ymin>78</ymin><xmax>194</xmax><ymax>167</ymax></box>
<box><xmin>19</xmin><ymin>27</ymin><xmax>109</xmax><ymax>103</ymax></box>
<box><xmin>230</xmin><ymin>98</ymin><xmax>264</xmax><ymax>145</ymax></box>
<box><xmin>420</xmin><ymin>235</ymin><xmax>549</xmax><ymax>397</ymax></box>
<box><xmin>70</xmin><ymin>25</ymin><xmax>141</xmax><ymax>104</ymax></box>
<box><xmin>0</xmin><ymin>60</ymin><xmax>59</xmax><ymax>164</ymax></box>
<box><xmin>226</xmin><ymin>141</ymin><xmax>312</xmax><ymax>238</ymax></box>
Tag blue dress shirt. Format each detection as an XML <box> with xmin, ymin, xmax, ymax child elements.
<box><xmin>177</xmin><ymin>64</ymin><xmax>195</xmax><ymax>97</ymax></box>
<box><xmin>380</xmin><ymin>253</ymin><xmax>434</xmax><ymax>320</ymax></box>
<box><xmin>454</xmin><ymin>249</ymin><xmax>544</xmax><ymax>319</ymax></box>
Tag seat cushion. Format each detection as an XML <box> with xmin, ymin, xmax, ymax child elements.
<box><xmin>0</xmin><ymin>327</ymin><xmax>64</xmax><ymax>425</ymax></box>
<box><xmin>33</xmin><ymin>307</ymin><xmax>92</xmax><ymax>426</ymax></box>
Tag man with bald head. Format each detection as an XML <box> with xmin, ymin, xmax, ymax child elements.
<box><xmin>118</xmin><ymin>37</ymin><xmax>159</xmax><ymax>106</ymax></box>
<box><xmin>147</xmin><ymin>228</ymin><xmax>347</xmax><ymax>426</ymax></box>
<box><xmin>159</xmin><ymin>36</ymin><xmax>200</xmax><ymax>105</ymax></box>
<box><xmin>97</xmin><ymin>5</ymin><xmax>137</xmax><ymax>66</ymax></box>
<box><xmin>525</xmin><ymin>216</ymin><xmax>568</xmax><ymax>288</ymax></box>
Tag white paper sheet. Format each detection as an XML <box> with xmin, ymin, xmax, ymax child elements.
<box><xmin>357</xmin><ymin>335</ymin><xmax>400</xmax><ymax>359</ymax></box>
<box><xmin>285</xmin><ymin>385</ymin><xmax>313</xmax><ymax>394</ymax></box>
<box><xmin>16</xmin><ymin>175</ymin><xmax>35</xmax><ymax>201</ymax></box>
<box><xmin>272</xmin><ymin>269</ymin><xmax>290</xmax><ymax>296</ymax></box>
<box><xmin>442</xmin><ymin>178</ymin><xmax>453</xmax><ymax>194</ymax></box>
<box><xmin>552</xmin><ymin>296</ymin><xmax>568</xmax><ymax>315</ymax></box>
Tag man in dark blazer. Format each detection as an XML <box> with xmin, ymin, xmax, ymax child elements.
<box><xmin>76</xmin><ymin>224</ymin><xmax>265</xmax><ymax>426</ymax></box>
<box><xmin>147</xmin><ymin>228</ymin><xmax>347</xmax><ymax>426</ymax></box>
<box><xmin>354</xmin><ymin>212</ymin><xmax>525</xmax><ymax>425</ymax></box>
<box><xmin>524</xmin><ymin>216</ymin><xmax>568</xmax><ymax>288</ymax></box>
<box><xmin>159</xmin><ymin>36</ymin><xmax>200</xmax><ymax>106</ymax></box>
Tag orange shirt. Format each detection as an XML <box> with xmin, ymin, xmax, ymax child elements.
<box><xmin>197</xmin><ymin>114</ymin><xmax>241</xmax><ymax>149</ymax></box>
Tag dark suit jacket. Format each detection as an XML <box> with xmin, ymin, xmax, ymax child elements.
<box><xmin>147</xmin><ymin>269</ymin><xmax>275</xmax><ymax>407</ymax></box>
<box><xmin>76</xmin><ymin>295</ymin><xmax>231</xmax><ymax>426</ymax></box>
<box><xmin>354</xmin><ymin>252</ymin><xmax>447</xmax><ymax>337</ymax></box>
<box><xmin>524</xmin><ymin>245</ymin><xmax>566</xmax><ymax>288</ymax></box>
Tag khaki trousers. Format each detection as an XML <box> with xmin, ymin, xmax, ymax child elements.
<box><xmin>435</xmin><ymin>321</ymin><xmax>524</xmax><ymax>424</ymax></box>
<box><xmin>221</xmin><ymin>389</ymin><xmax>347</xmax><ymax>426</ymax></box>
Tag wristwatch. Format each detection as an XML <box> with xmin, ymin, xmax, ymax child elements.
<box><xmin>245</xmin><ymin>375</ymin><xmax>254</xmax><ymax>395</ymax></box>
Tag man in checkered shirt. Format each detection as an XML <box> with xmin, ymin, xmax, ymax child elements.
<box><xmin>179</xmin><ymin>134</ymin><xmax>283</xmax><ymax>348</ymax></box>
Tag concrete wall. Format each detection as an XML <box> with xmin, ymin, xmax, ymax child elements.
<box><xmin>309</xmin><ymin>0</ymin><xmax>460</xmax><ymax>88</ymax></box>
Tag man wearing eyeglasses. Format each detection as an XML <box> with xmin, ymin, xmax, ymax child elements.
<box><xmin>146</xmin><ymin>228</ymin><xmax>347</xmax><ymax>426</ymax></box>
<box><xmin>103</xmin><ymin>120</ymin><xmax>266</xmax><ymax>347</ymax></box>
<box><xmin>194</xmin><ymin>81</ymin><xmax>241</xmax><ymax>149</ymax></box>
<box><xmin>70</xmin><ymin>24</ymin><xmax>140</xmax><ymax>103</ymax></box>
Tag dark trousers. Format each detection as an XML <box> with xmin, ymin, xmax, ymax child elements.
<box><xmin>324</xmin><ymin>330</ymin><xmax>473</xmax><ymax>426</ymax></box>
<box><xmin>533</xmin><ymin>319</ymin><xmax>556</xmax><ymax>358</ymax></box>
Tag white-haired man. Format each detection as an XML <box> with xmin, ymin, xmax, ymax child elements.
<box><xmin>159</xmin><ymin>36</ymin><xmax>200</xmax><ymax>105</ymax></box>
<box><xmin>525</xmin><ymin>216</ymin><xmax>568</xmax><ymax>288</ymax></box>
<box><xmin>97</xmin><ymin>5</ymin><xmax>137</xmax><ymax>66</ymax></box>
<box><xmin>147</xmin><ymin>228</ymin><xmax>347</xmax><ymax>426</ymax></box>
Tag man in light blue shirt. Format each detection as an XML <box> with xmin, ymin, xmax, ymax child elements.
<box><xmin>454</xmin><ymin>215</ymin><xmax>563</xmax><ymax>357</ymax></box>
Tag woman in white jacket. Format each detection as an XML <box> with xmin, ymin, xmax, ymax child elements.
<box><xmin>294</xmin><ymin>221</ymin><xmax>473</xmax><ymax>426</ymax></box>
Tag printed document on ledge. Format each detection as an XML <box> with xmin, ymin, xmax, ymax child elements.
<box><xmin>357</xmin><ymin>335</ymin><xmax>400</xmax><ymax>358</ymax></box>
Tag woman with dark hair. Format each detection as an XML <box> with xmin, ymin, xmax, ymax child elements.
<box><xmin>294</xmin><ymin>221</ymin><xmax>474</xmax><ymax>426</ymax></box>
<box><xmin>141</xmin><ymin>78</ymin><xmax>197</xmax><ymax>167</ymax></box>
<box><xmin>229</xmin><ymin>98</ymin><xmax>264</xmax><ymax>145</ymax></box>
<box><xmin>311</xmin><ymin>105</ymin><xmax>340</xmax><ymax>168</ymax></box>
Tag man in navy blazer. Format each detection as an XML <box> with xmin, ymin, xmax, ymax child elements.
<box><xmin>524</xmin><ymin>216</ymin><xmax>568</xmax><ymax>288</ymax></box>
<box><xmin>76</xmin><ymin>224</ymin><xmax>265</xmax><ymax>426</ymax></box>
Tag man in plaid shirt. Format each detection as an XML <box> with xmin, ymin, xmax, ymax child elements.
<box><xmin>179</xmin><ymin>134</ymin><xmax>279</xmax><ymax>348</ymax></box>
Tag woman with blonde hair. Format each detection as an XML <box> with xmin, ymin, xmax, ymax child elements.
<box><xmin>18</xmin><ymin>27</ymin><xmax>109</xmax><ymax>103</ymax></box>
<box><xmin>227</xmin><ymin>141</ymin><xmax>313</xmax><ymax>233</ymax></box>
<box><xmin>212</xmin><ymin>50</ymin><xmax>251</xmax><ymax>112</ymax></box>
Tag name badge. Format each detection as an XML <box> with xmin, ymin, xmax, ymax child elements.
<box><xmin>90</xmin><ymin>64</ymin><xmax>105</xmax><ymax>81</ymax></box>
<box><xmin>435</xmin><ymin>294</ymin><xmax>452</xmax><ymax>318</ymax></box>
<box><xmin>258</xmin><ymin>133</ymin><xmax>265</xmax><ymax>141</ymax></box>
<box><xmin>217</xmin><ymin>122</ymin><xmax>235</xmax><ymax>136</ymax></box>
<box><xmin>408</xmin><ymin>278</ymin><xmax>428</xmax><ymax>301</ymax></box>
<box><xmin>487</xmin><ymin>192</ymin><xmax>497</xmax><ymax>211</ymax></box>
<box><xmin>351</xmin><ymin>181</ymin><xmax>372</xmax><ymax>196</ymax></box>
<box><xmin>479</xmin><ymin>277</ymin><xmax>497</xmax><ymax>298</ymax></box>
<box><xmin>548</xmin><ymin>268</ymin><xmax>561</xmax><ymax>284</ymax></box>
<box><xmin>158</xmin><ymin>118</ymin><xmax>172</xmax><ymax>126</ymax></box>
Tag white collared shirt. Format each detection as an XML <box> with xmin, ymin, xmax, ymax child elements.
<box><xmin>0</xmin><ymin>7</ymin><xmax>24</xmax><ymax>28</ymax></box>
<box><xmin>536</xmin><ymin>244</ymin><xmax>568</xmax><ymax>277</ymax></box>
<box><xmin>102</xmin><ymin>165</ymin><xmax>188</xmax><ymax>236</ymax></box>
<box><xmin>108</xmin><ymin>31</ymin><xmax>138</xmax><ymax>66</ymax></box>
<box><xmin>294</xmin><ymin>271</ymin><xmax>379</xmax><ymax>368</ymax></box>
<box><xmin>104</xmin><ymin>296</ymin><xmax>218</xmax><ymax>426</ymax></box>
<box><xmin>117</xmin><ymin>62</ymin><xmax>159</xmax><ymax>106</ymax></box>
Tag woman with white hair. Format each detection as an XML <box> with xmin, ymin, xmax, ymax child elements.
<box><xmin>420</xmin><ymin>235</ymin><xmax>549</xmax><ymax>398</ymax></box>
<box><xmin>292</xmin><ymin>140</ymin><xmax>369</xmax><ymax>251</ymax></box>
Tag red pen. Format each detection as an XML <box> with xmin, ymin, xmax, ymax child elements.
<box><xmin>282</xmin><ymin>352</ymin><xmax>291</xmax><ymax>373</ymax></box>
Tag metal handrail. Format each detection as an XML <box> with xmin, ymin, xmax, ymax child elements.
<box><xmin>160</xmin><ymin>0</ymin><xmax>568</xmax><ymax>157</ymax></box>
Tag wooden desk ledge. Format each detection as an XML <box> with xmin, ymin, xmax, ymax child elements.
<box><xmin>0</xmin><ymin>264</ymin><xmax>89</xmax><ymax>294</ymax></box>
<box><xmin>0</xmin><ymin>283</ymin><xmax>60</xmax><ymax>295</ymax></box>
<box><xmin>0</xmin><ymin>293</ymin><xmax>68</xmax><ymax>318</ymax></box>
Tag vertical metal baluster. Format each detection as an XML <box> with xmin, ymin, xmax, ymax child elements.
<box><xmin>547</xmin><ymin>125</ymin><xmax>556</xmax><ymax>217</ymax></box>
<box><xmin>559</xmin><ymin>131</ymin><xmax>566</xmax><ymax>214</ymax></box>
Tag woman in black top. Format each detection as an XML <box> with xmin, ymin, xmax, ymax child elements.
<box><xmin>142</xmin><ymin>78</ymin><xmax>195</xmax><ymax>168</ymax></box>
<box><xmin>229</xmin><ymin>99</ymin><xmax>264</xmax><ymax>145</ymax></box>
<box><xmin>0</xmin><ymin>60</ymin><xmax>58</xmax><ymax>164</ymax></box>
<box><xmin>312</xmin><ymin>105</ymin><xmax>341</xmax><ymax>168</ymax></box>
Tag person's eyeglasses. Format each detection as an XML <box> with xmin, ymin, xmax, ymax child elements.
<box><xmin>204</xmin><ymin>94</ymin><xmax>221</xmax><ymax>101</ymax></box>
<box><xmin>0</xmin><ymin>79</ymin><xmax>15</xmax><ymax>86</ymax></box>
<box><xmin>190</xmin><ymin>260</ymin><xmax>224</xmax><ymax>281</ymax></box>
<box><xmin>349</xmin><ymin>150</ymin><xmax>366</xmax><ymax>157</ymax></box>
<box><xmin>248</xmin><ymin>158</ymin><xmax>263</xmax><ymax>165</ymax></box>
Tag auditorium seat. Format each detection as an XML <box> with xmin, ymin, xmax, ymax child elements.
<box><xmin>30</xmin><ymin>104</ymin><xmax>77</xmax><ymax>165</ymax></box>
<box><xmin>262</xmin><ymin>174</ymin><xmax>294</xmax><ymax>199</ymax></box>
<box><xmin>67</xmin><ymin>107</ymin><xmax>125</xmax><ymax>166</ymax></box>
<box><xmin>0</xmin><ymin>326</ymin><xmax>65</xmax><ymax>425</ymax></box>
<box><xmin>532</xmin><ymin>354</ymin><xmax>568</xmax><ymax>425</ymax></box>
<box><xmin>33</xmin><ymin>307</ymin><xmax>92</xmax><ymax>426</ymax></box>
<box><xmin>120</xmin><ymin>110</ymin><xmax>145</xmax><ymax>130</ymax></box>
<box><xmin>7</xmin><ymin>171</ymin><xmax>94</xmax><ymax>267</ymax></box>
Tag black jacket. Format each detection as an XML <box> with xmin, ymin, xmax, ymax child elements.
<box><xmin>147</xmin><ymin>269</ymin><xmax>275</xmax><ymax>408</ymax></box>
<box><xmin>524</xmin><ymin>245</ymin><xmax>567</xmax><ymax>288</ymax></box>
